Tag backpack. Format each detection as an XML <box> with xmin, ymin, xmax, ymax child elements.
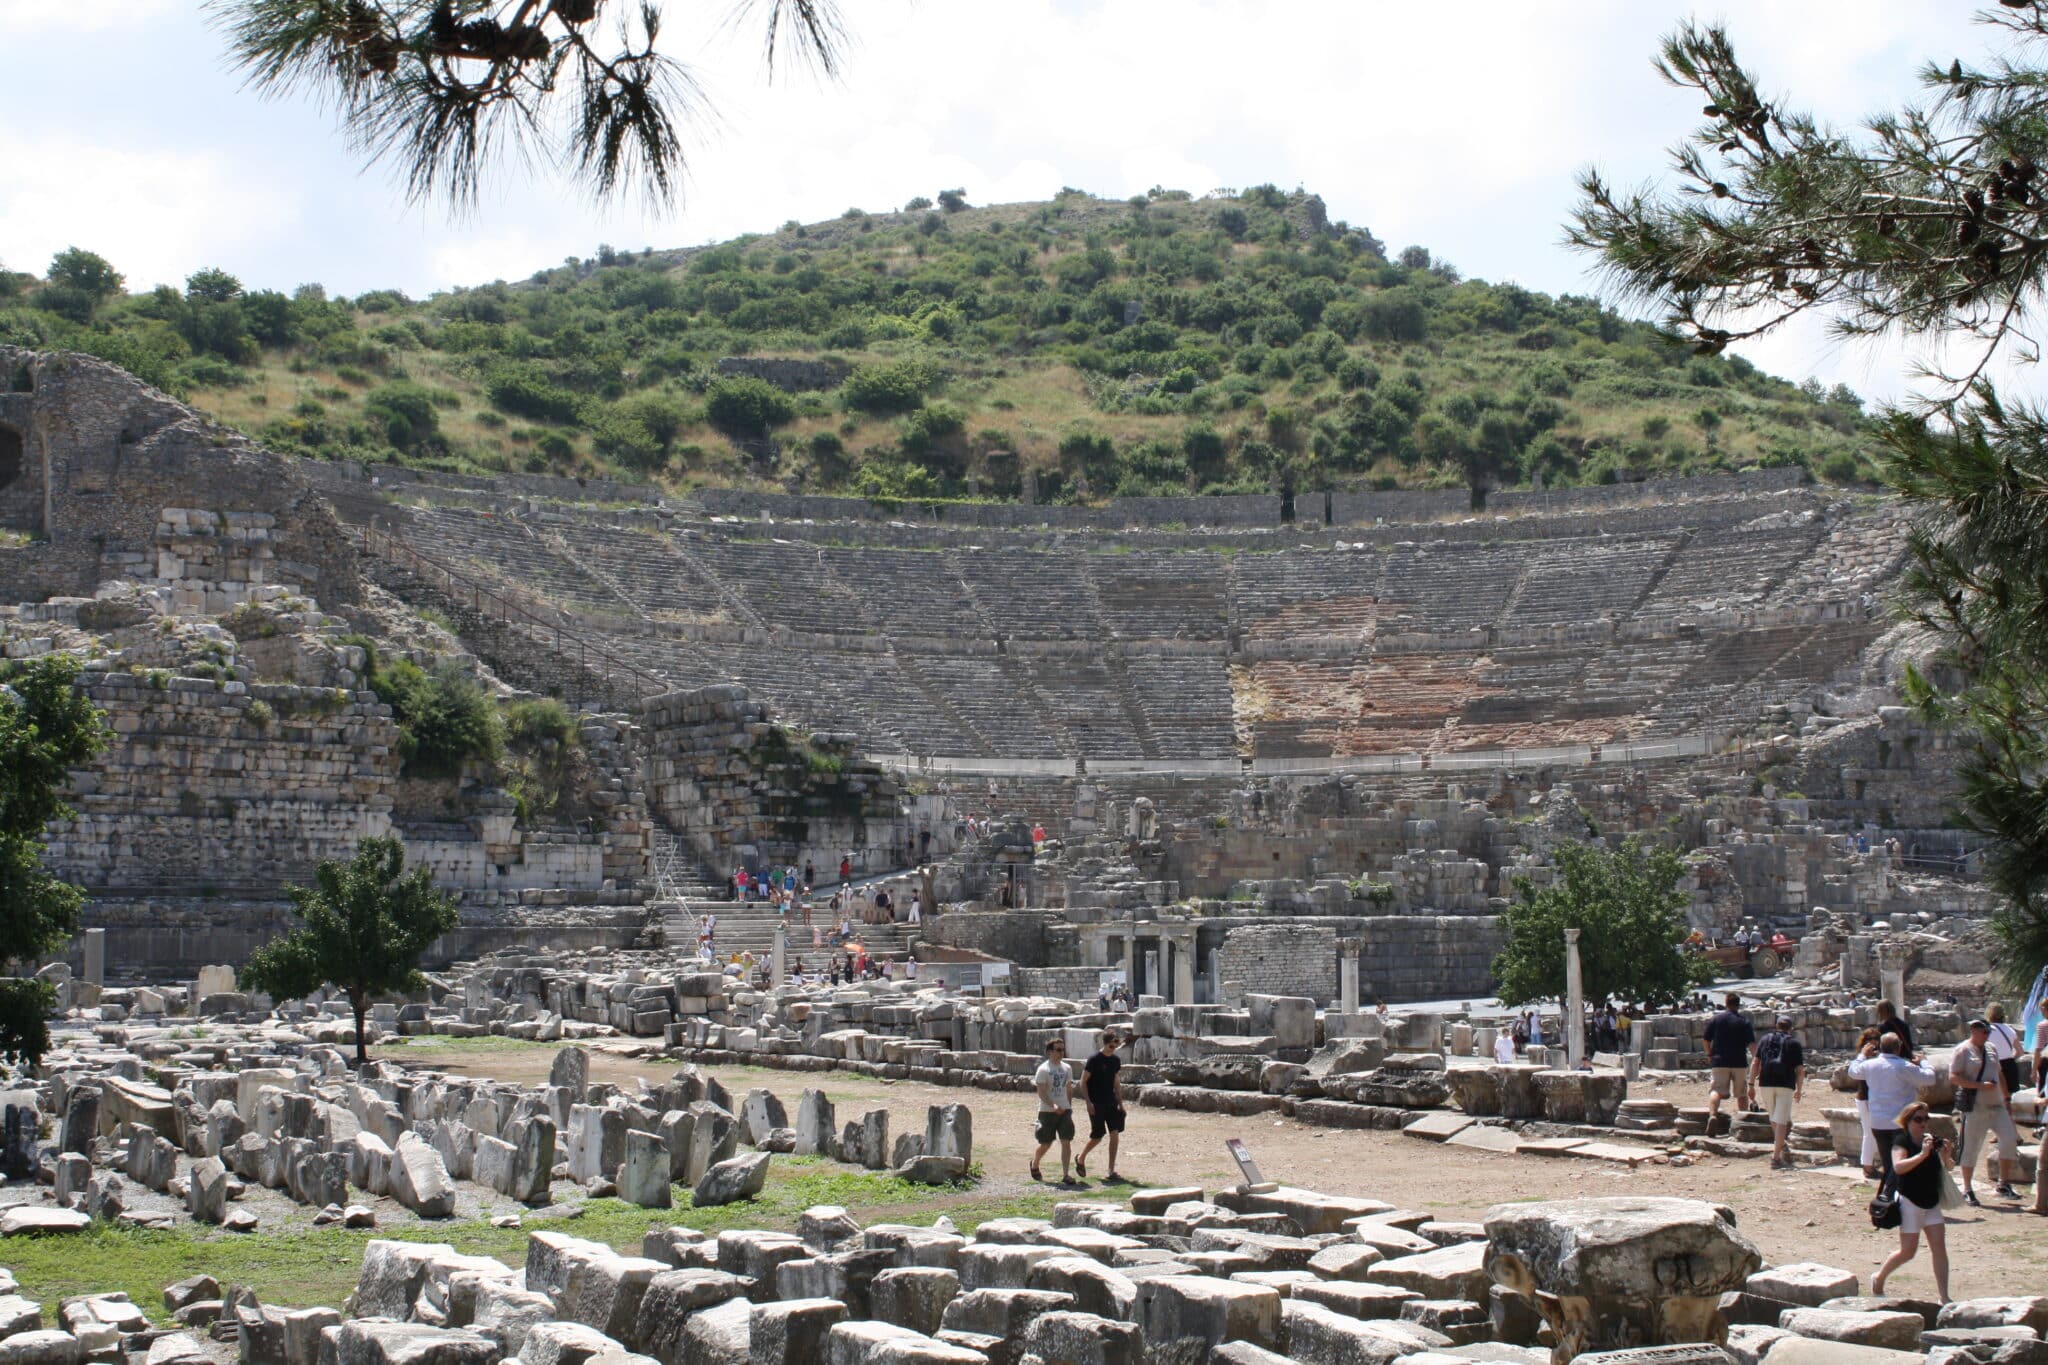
<box><xmin>1756</xmin><ymin>1031</ymin><xmax>1787</xmax><ymax>1074</ymax></box>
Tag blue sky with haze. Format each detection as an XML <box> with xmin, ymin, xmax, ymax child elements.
<box><xmin>0</xmin><ymin>2</ymin><xmax>2016</xmax><ymax>401</ymax></box>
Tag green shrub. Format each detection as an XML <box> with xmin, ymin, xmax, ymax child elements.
<box><xmin>370</xmin><ymin>659</ymin><xmax>502</xmax><ymax>778</ymax></box>
<box><xmin>841</xmin><ymin>360</ymin><xmax>936</xmax><ymax>414</ymax></box>
<box><xmin>504</xmin><ymin>696</ymin><xmax>577</xmax><ymax>748</ymax></box>
<box><xmin>703</xmin><ymin>376</ymin><xmax>795</xmax><ymax>436</ymax></box>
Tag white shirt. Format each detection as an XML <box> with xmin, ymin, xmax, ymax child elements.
<box><xmin>1493</xmin><ymin>1033</ymin><xmax>1517</xmax><ymax>1064</ymax></box>
<box><xmin>1987</xmin><ymin>1022</ymin><xmax>2020</xmax><ymax>1062</ymax></box>
<box><xmin>1034</xmin><ymin>1059</ymin><xmax>1073</xmax><ymax>1111</ymax></box>
<box><xmin>1849</xmin><ymin>1053</ymin><xmax>1937</xmax><ymax>1127</ymax></box>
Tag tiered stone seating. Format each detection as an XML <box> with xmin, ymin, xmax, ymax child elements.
<box><xmin>902</xmin><ymin>655</ymin><xmax>1071</xmax><ymax>757</ymax></box>
<box><xmin>409</xmin><ymin>508</ymin><xmax>632</xmax><ymax>615</ymax></box>
<box><xmin>380</xmin><ymin>493</ymin><xmax>1906</xmax><ymax>763</ymax></box>
<box><xmin>1764</xmin><ymin>511</ymin><xmax>1910</xmax><ymax>607</ymax></box>
<box><xmin>1638</xmin><ymin>524</ymin><xmax>1822</xmax><ymax>612</ymax></box>
<box><xmin>1641</xmin><ymin>625</ymin><xmax>1812</xmax><ymax>731</ymax></box>
<box><xmin>813</xmin><ymin>650</ymin><xmax>983</xmax><ymax>757</ymax></box>
<box><xmin>688</xmin><ymin>539</ymin><xmax>865</xmax><ymax>633</ymax></box>
<box><xmin>1228</xmin><ymin>550</ymin><xmax>1380</xmax><ymax>640</ymax></box>
<box><xmin>1017</xmin><ymin>656</ymin><xmax>1148</xmax><ymax>758</ymax></box>
<box><xmin>1509</xmin><ymin>537</ymin><xmax>1679</xmax><ymax>624</ymax></box>
<box><xmin>1378</xmin><ymin>544</ymin><xmax>1518</xmax><ymax>632</ymax></box>
<box><xmin>954</xmin><ymin>550</ymin><xmax>1104</xmax><ymax>639</ymax></box>
<box><xmin>1123</xmin><ymin>655</ymin><xmax>1237</xmax><ymax>758</ymax></box>
<box><xmin>552</xmin><ymin>523</ymin><xmax>732</xmax><ymax>624</ymax></box>
<box><xmin>1089</xmin><ymin>551</ymin><xmax>1228</xmax><ymax>639</ymax></box>
<box><xmin>1576</xmin><ymin>636</ymin><xmax>1710</xmax><ymax>718</ymax></box>
<box><xmin>816</xmin><ymin>547</ymin><xmax>987</xmax><ymax>638</ymax></box>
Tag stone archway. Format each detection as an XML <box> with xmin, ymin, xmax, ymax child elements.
<box><xmin>0</xmin><ymin>426</ymin><xmax>22</xmax><ymax>491</ymax></box>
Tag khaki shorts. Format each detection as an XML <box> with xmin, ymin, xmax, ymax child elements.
<box><xmin>1757</xmin><ymin>1086</ymin><xmax>1795</xmax><ymax>1125</ymax></box>
<box><xmin>1959</xmin><ymin>1103</ymin><xmax>2020</xmax><ymax>1168</ymax></box>
<box><xmin>1709</xmin><ymin>1067</ymin><xmax>1746</xmax><ymax>1100</ymax></box>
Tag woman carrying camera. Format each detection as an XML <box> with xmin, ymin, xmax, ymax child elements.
<box><xmin>1872</xmin><ymin>1102</ymin><xmax>1953</xmax><ymax>1303</ymax></box>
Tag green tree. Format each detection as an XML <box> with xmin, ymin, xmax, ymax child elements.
<box><xmin>703</xmin><ymin>375</ymin><xmax>795</xmax><ymax>437</ymax></box>
<box><xmin>184</xmin><ymin>267</ymin><xmax>245</xmax><ymax>303</ymax></box>
<box><xmin>1568</xmin><ymin>9</ymin><xmax>2048</xmax><ymax>991</ymax></box>
<box><xmin>241</xmin><ymin>837</ymin><xmax>458</xmax><ymax>1065</ymax></box>
<box><xmin>38</xmin><ymin>247</ymin><xmax>123</xmax><ymax>323</ymax></box>
<box><xmin>212</xmin><ymin>0</ymin><xmax>847</xmax><ymax>209</ymax></box>
<box><xmin>1493</xmin><ymin>837</ymin><xmax>1712</xmax><ymax>1008</ymax></box>
<box><xmin>0</xmin><ymin>656</ymin><xmax>112</xmax><ymax>1065</ymax></box>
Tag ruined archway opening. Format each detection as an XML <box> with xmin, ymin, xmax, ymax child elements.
<box><xmin>0</xmin><ymin>427</ymin><xmax>23</xmax><ymax>491</ymax></box>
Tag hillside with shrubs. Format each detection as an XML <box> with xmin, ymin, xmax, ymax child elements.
<box><xmin>0</xmin><ymin>186</ymin><xmax>1877</xmax><ymax>503</ymax></box>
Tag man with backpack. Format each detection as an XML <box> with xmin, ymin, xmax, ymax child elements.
<box><xmin>1749</xmin><ymin>1013</ymin><xmax>1806</xmax><ymax>1169</ymax></box>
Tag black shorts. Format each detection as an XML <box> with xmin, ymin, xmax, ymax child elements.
<box><xmin>1034</xmin><ymin>1110</ymin><xmax>1075</xmax><ymax>1144</ymax></box>
<box><xmin>1088</xmin><ymin>1107</ymin><xmax>1126</xmax><ymax>1140</ymax></box>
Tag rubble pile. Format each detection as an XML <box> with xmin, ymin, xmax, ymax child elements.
<box><xmin>2</xmin><ymin>1188</ymin><xmax>2040</xmax><ymax>1365</ymax></box>
<box><xmin>3</xmin><ymin>1041</ymin><xmax>976</xmax><ymax>1239</ymax></box>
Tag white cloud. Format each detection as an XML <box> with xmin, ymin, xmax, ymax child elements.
<box><xmin>0</xmin><ymin>136</ymin><xmax>294</xmax><ymax>290</ymax></box>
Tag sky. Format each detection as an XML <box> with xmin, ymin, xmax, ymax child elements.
<box><xmin>0</xmin><ymin>2</ymin><xmax>2025</xmax><ymax>402</ymax></box>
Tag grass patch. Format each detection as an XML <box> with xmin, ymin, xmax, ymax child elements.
<box><xmin>0</xmin><ymin>1158</ymin><xmax>1066</xmax><ymax>1318</ymax></box>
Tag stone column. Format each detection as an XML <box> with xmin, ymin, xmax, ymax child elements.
<box><xmin>83</xmin><ymin>929</ymin><xmax>105</xmax><ymax>987</ymax></box>
<box><xmin>1564</xmin><ymin>927</ymin><xmax>1586</xmax><ymax>1071</ymax></box>
<box><xmin>1173</xmin><ymin>938</ymin><xmax>1196</xmax><ymax>1006</ymax></box>
<box><xmin>1876</xmin><ymin>943</ymin><xmax>1909</xmax><ymax>1013</ymax></box>
<box><xmin>1144</xmin><ymin>947</ymin><xmax>1160</xmax><ymax>1002</ymax></box>
<box><xmin>1339</xmin><ymin>940</ymin><xmax>1360</xmax><ymax>1015</ymax></box>
<box><xmin>1122</xmin><ymin>931</ymin><xmax>1136</xmax><ymax>992</ymax></box>
<box><xmin>771</xmin><ymin>924</ymin><xmax>786</xmax><ymax>990</ymax></box>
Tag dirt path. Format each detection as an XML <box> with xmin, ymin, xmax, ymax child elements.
<box><xmin>386</xmin><ymin>1040</ymin><xmax>2047</xmax><ymax>1302</ymax></box>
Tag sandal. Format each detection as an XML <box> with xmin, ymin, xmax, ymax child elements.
<box><xmin>1029</xmin><ymin>1165</ymin><xmax>1042</xmax><ymax>1182</ymax></box>
<box><xmin>1076</xmin><ymin>1156</ymin><xmax>1087</xmax><ymax>1178</ymax></box>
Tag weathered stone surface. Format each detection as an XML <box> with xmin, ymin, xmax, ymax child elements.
<box><xmin>694</xmin><ymin>1153</ymin><xmax>771</xmax><ymax>1207</ymax></box>
<box><xmin>1021</xmin><ymin>1312</ymin><xmax>1141</xmax><ymax>1365</ymax></box>
<box><xmin>751</xmin><ymin>1299</ymin><xmax>847</xmax><ymax>1365</ymax></box>
<box><xmin>823</xmin><ymin>1322</ymin><xmax>985</xmax><ymax>1365</ymax></box>
<box><xmin>638</xmin><ymin>1270</ymin><xmax>749</xmax><ymax>1365</ymax></box>
<box><xmin>1484</xmin><ymin>1198</ymin><xmax>1762</xmax><ymax>1365</ymax></box>
<box><xmin>870</xmin><ymin>1270</ymin><xmax>962</xmax><ymax>1337</ymax></box>
<box><xmin>335</xmin><ymin>1320</ymin><xmax>498</xmax><ymax>1365</ymax></box>
<box><xmin>794</xmin><ymin>1091</ymin><xmax>836</xmax><ymax>1159</ymax></box>
<box><xmin>388</xmin><ymin>1132</ymin><xmax>457</xmax><ymax>1218</ymax></box>
<box><xmin>1135</xmin><ymin>1275</ymin><xmax>1281</xmax><ymax>1365</ymax></box>
<box><xmin>1776</xmin><ymin>1310</ymin><xmax>1923</xmax><ymax>1353</ymax></box>
<box><xmin>739</xmin><ymin>1091</ymin><xmax>789</xmax><ymax>1148</ymax></box>
<box><xmin>1366</xmin><ymin>1242</ymin><xmax>1489</xmax><ymax>1303</ymax></box>
<box><xmin>619</xmin><ymin>1129</ymin><xmax>673</xmax><ymax>1209</ymax></box>
<box><xmin>1748</xmin><ymin>1267</ymin><xmax>1860</xmax><ymax>1310</ymax></box>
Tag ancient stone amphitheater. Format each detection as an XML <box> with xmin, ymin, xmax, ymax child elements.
<box><xmin>330</xmin><ymin>466</ymin><xmax>1901</xmax><ymax>767</ymax></box>
<box><xmin>0</xmin><ymin>346</ymin><xmax>1975</xmax><ymax>988</ymax></box>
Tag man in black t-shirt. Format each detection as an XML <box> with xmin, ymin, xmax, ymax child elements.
<box><xmin>1076</xmin><ymin>1031</ymin><xmax>1126</xmax><ymax>1182</ymax></box>
<box><xmin>1703</xmin><ymin>993</ymin><xmax>1756</xmax><ymax>1138</ymax></box>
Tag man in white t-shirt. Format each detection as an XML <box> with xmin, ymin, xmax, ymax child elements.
<box><xmin>1493</xmin><ymin>1029</ymin><xmax>1518</xmax><ymax>1064</ymax></box>
<box><xmin>1030</xmin><ymin>1038</ymin><xmax>1077</xmax><ymax>1184</ymax></box>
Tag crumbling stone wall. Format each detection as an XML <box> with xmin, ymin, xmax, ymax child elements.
<box><xmin>0</xmin><ymin>347</ymin><xmax>361</xmax><ymax>608</ymax></box>
<box><xmin>1216</xmin><ymin>923</ymin><xmax>1337</xmax><ymax>1002</ymax></box>
<box><xmin>637</xmin><ymin>684</ymin><xmax>905</xmax><ymax>875</ymax></box>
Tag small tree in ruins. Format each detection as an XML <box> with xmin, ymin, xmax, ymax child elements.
<box><xmin>0</xmin><ymin>656</ymin><xmax>111</xmax><ymax>1066</ymax></box>
<box><xmin>242</xmin><ymin>836</ymin><xmax>458</xmax><ymax>1066</ymax></box>
<box><xmin>1493</xmin><ymin>837</ymin><xmax>1713</xmax><ymax>1009</ymax></box>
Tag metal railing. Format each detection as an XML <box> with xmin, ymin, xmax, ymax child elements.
<box><xmin>864</xmin><ymin>729</ymin><xmax>1734</xmax><ymax>779</ymax></box>
<box><xmin>352</xmin><ymin>523</ymin><xmax>669</xmax><ymax>709</ymax></box>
